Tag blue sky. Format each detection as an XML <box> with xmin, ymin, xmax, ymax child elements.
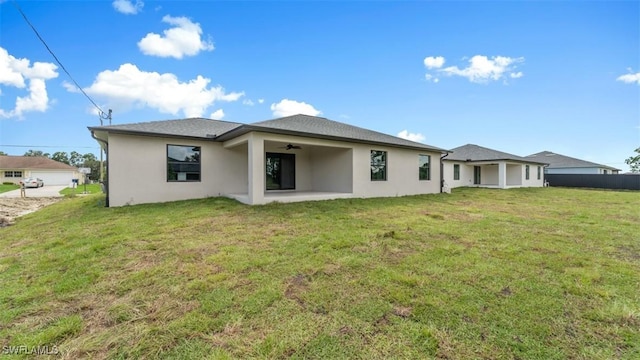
<box><xmin>1</xmin><ymin>0</ymin><xmax>638</xmax><ymax>170</ymax></box>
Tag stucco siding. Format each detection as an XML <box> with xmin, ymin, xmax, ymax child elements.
<box><xmin>546</xmin><ymin>167</ymin><xmax>602</xmax><ymax>175</ymax></box>
<box><xmin>444</xmin><ymin>161</ymin><xmax>544</xmax><ymax>189</ymax></box>
<box><xmin>506</xmin><ymin>164</ymin><xmax>522</xmax><ymax>186</ymax></box>
<box><xmin>108</xmin><ymin>134</ymin><xmax>246</xmax><ymax>206</ymax></box>
<box><xmin>443</xmin><ymin>161</ymin><xmax>473</xmax><ymax>188</ymax></box>
<box><xmin>310</xmin><ymin>147</ymin><xmax>353</xmax><ymax>193</ymax></box>
<box><xmin>352</xmin><ymin>146</ymin><xmax>440</xmax><ymax>199</ymax></box>
<box><xmin>107</xmin><ymin>131</ymin><xmax>441</xmax><ymax>206</ymax></box>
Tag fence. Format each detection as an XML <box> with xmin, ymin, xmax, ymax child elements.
<box><xmin>545</xmin><ymin>174</ymin><xmax>640</xmax><ymax>190</ymax></box>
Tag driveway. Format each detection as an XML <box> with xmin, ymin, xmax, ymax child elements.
<box><xmin>0</xmin><ymin>185</ymin><xmax>66</xmax><ymax>198</ymax></box>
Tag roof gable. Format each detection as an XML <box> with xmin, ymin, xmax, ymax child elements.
<box><xmin>526</xmin><ymin>151</ymin><xmax>621</xmax><ymax>171</ymax></box>
<box><xmin>445</xmin><ymin>144</ymin><xmax>546</xmax><ymax>164</ymax></box>
<box><xmin>246</xmin><ymin>114</ymin><xmax>446</xmax><ymax>152</ymax></box>
<box><xmin>0</xmin><ymin>156</ymin><xmax>78</xmax><ymax>171</ymax></box>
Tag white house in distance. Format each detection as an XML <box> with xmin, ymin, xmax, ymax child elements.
<box><xmin>526</xmin><ymin>151</ymin><xmax>621</xmax><ymax>174</ymax></box>
<box><xmin>0</xmin><ymin>156</ymin><xmax>81</xmax><ymax>186</ymax></box>
<box><xmin>88</xmin><ymin>114</ymin><xmax>448</xmax><ymax>207</ymax></box>
<box><xmin>443</xmin><ymin>144</ymin><xmax>547</xmax><ymax>189</ymax></box>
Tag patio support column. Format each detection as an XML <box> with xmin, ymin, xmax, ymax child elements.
<box><xmin>498</xmin><ymin>162</ymin><xmax>507</xmax><ymax>189</ymax></box>
<box><xmin>247</xmin><ymin>133</ymin><xmax>265</xmax><ymax>205</ymax></box>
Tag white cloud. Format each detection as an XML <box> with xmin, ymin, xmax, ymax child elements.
<box><xmin>424</xmin><ymin>56</ymin><xmax>445</xmax><ymax>69</ymax></box>
<box><xmin>210</xmin><ymin>109</ymin><xmax>224</xmax><ymax>119</ymax></box>
<box><xmin>112</xmin><ymin>0</ymin><xmax>144</xmax><ymax>15</ymax></box>
<box><xmin>81</xmin><ymin>63</ymin><xmax>243</xmax><ymax>118</ymax></box>
<box><xmin>138</xmin><ymin>15</ymin><xmax>214</xmax><ymax>59</ymax></box>
<box><xmin>0</xmin><ymin>47</ymin><xmax>58</xmax><ymax>119</ymax></box>
<box><xmin>242</xmin><ymin>99</ymin><xmax>254</xmax><ymax>106</ymax></box>
<box><xmin>270</xmin><ymin>99</ymin><xmax>321</xmax><ymax>117</ymax></box>
<box><xmin>441</xmin><ymin>55</ymin><xmax>524</xmax><ymax>83</ymax></box>
<box><xmin>424</xmin><ymin>55</ymin><xmax>524</xmax><ymax>84</ymax></box>
<box><xmin>425</xmin><ymin>74</ymin><xmax>440</xmax><ymax>83</ymax></box>
<box><xmin>258</xmin><ymin>98</ymin><xmax>264</xmax><ymax>104</ymax></box>
<box><xmin>397</xmin><ymin>130</ymin><xmax>425</xmax><ymax>143</ymax></box>
<box><xmin>617</xmin><ymin>72</ymin><xmax>640</xmax><ymax>85</ymax></box>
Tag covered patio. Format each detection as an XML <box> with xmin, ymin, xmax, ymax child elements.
<box><xmin>470</xmin><ymin>162</ymin><xmax>526</xmax><ymax>188</ymax></box>
<box><xmin>223</xmin><ymin>133</ymin><xmax>354</xmax><ymax>205</ymax></box>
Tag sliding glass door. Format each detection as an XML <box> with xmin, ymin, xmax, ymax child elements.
<box><xmin>266</xmin><ymin>153</ymin><xmax>296</xmax><ymax>190</ymax></box>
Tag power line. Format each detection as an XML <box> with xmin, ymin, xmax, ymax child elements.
<box><xmin>0</xmin><ymin>145</ymin><xmax>100</xmax><ymax>149</ymax></box>
<box><xmin>11</xmin><ymin>0</ymin><xmax>106</xmax><ymax>117</ymax></box>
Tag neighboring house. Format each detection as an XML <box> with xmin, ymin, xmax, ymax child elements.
<box><xmin>88</xmin><ymin>114</ymin><xmax>448</xmax><ymax>207</ymax></box>
<box><xmin>0</xmin><ymin>156</ymin><xmax>80</xmax><ymax>185</ymax></box>
<box><xmin>443</xmin><ymin>144</ymin><xmax>547</xmax><ymax>189</ymax></box>
<box><xmin>526</xmin><ymin>151</ymin><xmax>621</xmax><ymax>174</ymax></box>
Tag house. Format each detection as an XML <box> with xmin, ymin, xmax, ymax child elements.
<box><xmin>88</xmin><ymin>114</ymin><xmax>448</xmax><ymax>207</ymax></box>
<box><xmin>0</xmin><ymin>156</ymin><xmax>80</xmax><ymax>186</ymax></box>
<box><xmin>442</xmin><ymin>144</ymin><xmax>547</xmax><ymax>189</ymax></box>
<box><xmin>526</xmin><ymin>151</ymin><xmax>621</xmax><ymax>174</ymax></box>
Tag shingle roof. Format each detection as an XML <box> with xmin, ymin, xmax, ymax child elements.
<box><xmin>223</xmin><ymin>114</ymin><xmax>446</xmax><ymax>152</ymax></box>
<box><xmin>90</xmin><ymin>114</ymin><xmax>447</xmax><ymax>153</ymax></box>
<box><xmin>88</xmin><ymin>118</ymin><xmax>243</xmax><ymax>139</ymax></box>
<box><xmin>445</xmin><ymin>144</ymin><xmax>547</xmax><ymax>164</ymax></box>
<box><xmin>526</xmin><ymin>151</ymin><xmax>621</xmax><ymax>171</ymax></box>
<box><xmin>0</xmin><ymin>156</ymin><xmax>78</xmax><ymax>171</ymax></box>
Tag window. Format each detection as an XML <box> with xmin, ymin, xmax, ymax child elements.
<box><xmin>453</xmin><ymin>164</ymin><xmax>460</xmax><ymax>180</ymax></box>
<box><xmin>603</xmin><ymin>169</ymin><xmax>608</xmax><ymax>174</ymax></box>
<box><xmin>537</xmin><ymin>166</ymin><xmax>541</xmax><ymax>180</ymax></box>
<box><xmin>371</xmin><ymin>150</ymin><xmax>387</xmax><ymax>181</ymax></box>
<box><xmin>4</xmin><ymin>171</ymin><xmax>22</xmax><ymax>178</ymax></box>
<box><xmin>419</xmin><ymin>154</ymin><xmax>431</xmax><ymax>180</ymax></box>
<box><xmin>525</xmin><ymin>165</ymin><xmax>530</xmax><ymax>180</ymax></box>
<box><xmin>266</xmin><ymin>153</ymin><xmax>296</xmax><ymax>190</ymax></box>
<box><xmin>167</xmin><ymin>145</ymin><xmax>201</xmax><ymax>181</ymax></box>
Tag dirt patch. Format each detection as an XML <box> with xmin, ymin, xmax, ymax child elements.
<box><xmin>0</xmin><ymin>197</ymin><xmax>62</xmax><ymax>227</ymax></box>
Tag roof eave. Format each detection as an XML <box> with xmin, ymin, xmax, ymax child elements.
<box><xmin>87</xmin><ymin>126</ymin><xmax>217</xmax><ymax>141</ymax></box>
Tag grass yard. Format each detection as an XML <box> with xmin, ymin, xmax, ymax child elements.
<box><xmin>0</xmin><ymin>187</ymin><xmax>638</xmax><ymax>359</ymax></box>
<box><xmin>0</xmin><ymin>183</ymin><xmax>19</xmax><ymax>194</ymax></box>
<box><xmin>59</xmin><ymin>183</ymin><xmax>103</xmax><ymax>196</ymax></box>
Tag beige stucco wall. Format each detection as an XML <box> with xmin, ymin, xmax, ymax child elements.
<box><xmin>107</xmin><ymin>133</ymin><xmax>247</xmax><ymax>206</ymax></box>
<box><xmin>351</xmin><ymin>145</ymin><xmax>440</xmax><ymax>199</ymax></box>
<box><xmin>107</xmin><ymin>131</ymin><xmax>442</xmax><ymax>206</ymax></box>
<box><xmin>444</xmin><ymin>161</ymin><xmax>544</xmax><ymax>189</ymax></box>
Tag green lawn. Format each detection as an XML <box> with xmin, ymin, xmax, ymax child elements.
<box><xmin>59</xmin><ymin>183</ymin><xmax>103</xmax><ymax>196</ymax></box>
<box><xmin>0</xmin><ymin>183</ymin><xmax>19</xmax><ymax>194</ymax></box>
<box><xmin>1</xmin><ymin>188</ymin><xmax>638</xmax><ymax>359</ymax></box>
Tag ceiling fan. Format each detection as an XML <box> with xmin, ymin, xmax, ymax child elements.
<box><xmin>278</xmin><ymin>143</ymin><xmax>302</xmax><ymax>150</ymax></box>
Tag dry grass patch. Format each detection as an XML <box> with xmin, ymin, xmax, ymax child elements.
<box><xmin>0</xmin><ymin>188</ymin><xmax>638</xmax><ymax>359</ymax></box>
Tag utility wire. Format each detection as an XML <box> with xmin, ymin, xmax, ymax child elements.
<box><xmin>11</xmin><ymin>0</ymin><xmax>106</xmax><ymax>117</ymax></box>
<box><xmin>0</xmin><ymin>145</ymin><xmax>100</xmax><ymax>149</ymax></box>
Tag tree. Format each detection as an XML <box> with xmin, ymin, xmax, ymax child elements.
<box><xmin>625</xmin><ymin>147</ymin><xmax>640</xmax><ymax>173</ymax></box>
<box><xmin>69</xmin><ymin>151</ymin><xmax>83</xmax><ymax>167</ymax></box>
<box><xmin>0</xmin><ymin>151</ymin><xmax>7</xmax><ymax>156</ymax></box>
<box><xmin>82</xmin><ymin>153</ymin><xmax>97</xmax><ymax>162</ymax></box>
<box><xmin>51</xmin><ymin>151</ymin><xmax>70</xmax><ymax>165</ymax></box>
<box><xmin>24</xmin><ymin>150</ymin><xmax>50</xmax><ymax>158</ymax></box>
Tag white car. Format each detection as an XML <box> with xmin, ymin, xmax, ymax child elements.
<box><xmin>21</xmin><ymin>177</ymin><xmax>44</xmax><ymax>188</ymax></box>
